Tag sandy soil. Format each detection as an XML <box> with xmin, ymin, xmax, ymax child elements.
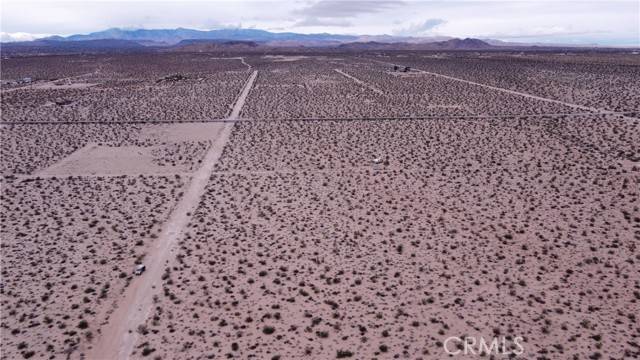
<box><xmin>230</xmin><ymin>71</ymin><xmax>258</xmax><ymax>119</ymax></box>
<box><xmin>87</xmin><ymin>70</ymin><xmax>258</xmax><ymax>359</ymax></box>
<box><xmin>334</xmin><ymin>69</ymin><xmax>384</xmax><ymax>95</ymax></box>
<box><xmin>1</xmin><ymin>53</ymin><xmax>638</xmax><ymax>360</ymax></box>
<box><xmin>86</xmin><ymin>124</ymin><xmax>234</xmax><ymax>359</ymax></box>
<box><xmin>263</xmin><ymin>55</ymin><xmax>310</xmax><ymax>62</ymax></box>
<box><xmin>37</xmin><ymin>145</ymin><xmax>195</xmax><ymax>176</ymax></box>
<box><xmin>0</xmin><ymin>73</ymin><xmax>97</xmax><ymax>93</ymax></box>
<box><xmin>384</xmin><ymin>60</ymin><xmax>603</xmax><ymax>112</ymax></box>
<box><xmin>37</xmin><ymin>82</ymin><xmax>99</xmax><ymax>90</ymax></box>
<box><xmin>1</xmin><ymin>55</ymin><xmax>250</xmax><ymax>123</ymax></box>
<box><xmin>209</xmin><ymin>57</ymin><xmax>252</xmax><ymax>70</ymax></box>
<box><xmin>129</xmin><ymin>166</ymin><xmax>638</xmax><ymax>359</ymax></box>
<box><xmin>0</xmin><ymin>123</ymin><xmax>227</xmax><ymax>176</ymax></box>
<box><xmin>138</xmin><ymin>123</ymin><xmax>226</xmax><ymax>143</ymax></box>
<box><xmin>378</xmin><ymin>56</ymin><xmax>640</xmax><ymax>115</ymax></box>
<box><xmin>0</xmin><ymin>175</ymin><xmax>187</xmax><ymax>359</ymax></box>
<box><xmin>242</xmin><ymin>59</ymin><xmax>583</xmax><ymax>119</ymax></box>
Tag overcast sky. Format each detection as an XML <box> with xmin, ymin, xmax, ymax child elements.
<box><xmin>2</xmin><ymin>0</ymin><xmax>639</xmax><ymax>46</ymax></box>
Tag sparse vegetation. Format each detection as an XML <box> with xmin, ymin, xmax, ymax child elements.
<box><xmin>2</xmin><ymin>52</ymin><xmax>638</xmax><ymax>360</ymax></box>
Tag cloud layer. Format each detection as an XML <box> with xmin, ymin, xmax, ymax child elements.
<box><xmin>295</xmin><ymin>0</ymin><xmax>405</xmax><ymax>18</ymax></box>
<box><xmin>393</xmin><ymin>18</ymin><xmax>446</xmax><ymax>36</ymax></box>
<box><xmin>1</xmin><ymin>0</ymin><xmax>638</xmax><ymax>46</ymax></box>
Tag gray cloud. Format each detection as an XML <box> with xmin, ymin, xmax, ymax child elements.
<box><xmin>393</xmin><ymin>18</ymin><xmax>446</xmax><ymax>36</ymax></box>
<box><xmin>0</xmin><ymin>1</ymin><xmax>636</xmax><ymax>46</ymax></box>
<box><xmin>1</xmin><ymin>32</ymin><xmax>50</xmax><ymax>42</ymax></box>
<box><xmin>292</xmin><ymin>0</ymin><xmax>403</xmax><ymax>29</ymax></box>
<box><xmin>294</xmin><ymin>17</ymin><xmax>352</xmax><ymax>27</ymax></box>
<box><xmin>295</xmin><ymin>0</ymin><xmax>404</xmax><ymax>18</ymax></box>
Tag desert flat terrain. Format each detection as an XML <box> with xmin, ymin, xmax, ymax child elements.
<box><xmin>1</xmin><ymin>51</ymin><xmax>639</xmax><ymax>360</ymax></box>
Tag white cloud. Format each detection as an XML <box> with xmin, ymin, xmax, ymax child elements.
<box><xmin>1</xmin><ymin>32</ymin><xmax>50</xmax><ymax>42</ymax></box>
<box><xmin>0</xmin><ymin>1</ymin><xmax>637</xmax><ymax>45</ymax></box>
<box><xmin>292</xmin><ymin>0</ymin><xmax>404</xmax><ymax>30</ymax></box>
<box><xmin>294</xmin><ymin>17</ymin><xmax>352</xmax><ymax>27</ymax></box>
<box><xmin>294</xmin><ymin>0</ymin><xmax>405</xmax><ymax>18</ymax></box>
<box><xmin>393</xmin><ymin>18</ymin><xmax>446</xmax><ymax>36</ymax></box>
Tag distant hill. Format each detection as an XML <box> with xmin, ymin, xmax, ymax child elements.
<box><xmin>169</xmin><ymin>39</ymin><xmax>262</xmax><ymax>52</ymax></box>
<box><xmin>0</xmin><ymin>36</ymin><xmax>496</xmax><ymax>56</ymax></box>
<box><xmin>36</xmin><ymin>28</ymin><xmax>495</xmax><ymax>49</ymax></box>
<box><xmin>40</xmin><ymin>28</ymin><xmax>358</xmax><ymax>45</ymax></box>
<box><xmin>1</xmin><ymin>27</ymin><xmax>619</xmax><ymax>55</ymax></box>
<box><xmin>338</xmin><ymin>38</ymin><xmax>494</xmax><ymax>51</ymax></box>
<box><xmin>1</xmin><ymin>39</ymin><xmax>147</xmax><ymax>55</ymax></box>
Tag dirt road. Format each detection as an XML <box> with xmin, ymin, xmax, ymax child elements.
<box><xmin>375</xmin><ymin>59</ymin><xmax>636</xmax><ymax>118</ymax></box>
<box><xmin>210</xmin><ymin>56</ymin><xmax>252</xmax><ymax>70</ymax></box>
<box><xmin>334</xmin><ymin>68</ymin><xmax>384</xmax><ymax>95</ymax></box>
<box><xmin>87</xmin><ymin>70</ymin><xmax>258</xmax><ymax>359</ymax></box>
<box><xmin>229</xmin><ymin>70</ymin><xmax>257</xmax><ymax>119</ymax></box>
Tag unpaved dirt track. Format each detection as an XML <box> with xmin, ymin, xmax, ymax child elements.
<box><xmin>334</xmin><ymin>68</ymin><xmax>384</xmax><ymax>95</ymax></box>
<box><xmin>230</xmin><ymin>70</ymin><xmax>257</xmax><ymax>119</ymax></box>
<box><xmin>376</xmin><ymin>59</ymin><xmax>638</xmax><ymax>118</ymax></box>
<box><xmin>88</xmin><ymin>70</ymin><xmax>258</xmax><ymax>360</ymax></box>
<box><xmin>210</xmin><ymin>57</ymin><xmax>252</xmax><ymax>70</ymax></box>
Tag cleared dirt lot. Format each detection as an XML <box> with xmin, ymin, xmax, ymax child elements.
<box><xmin>1</xmin><ymin>51</ymin><xmax>639</xmax><ymax>360</ymax></box>
<box><xmin>37</xmin><ymin>144</ymin><xmax>208</xmax><ymax>176</ymax></box>
<box><xmin>0</xmin><ymin>122</ymin><xmax>226</xmax><ymax>176</ymax></box>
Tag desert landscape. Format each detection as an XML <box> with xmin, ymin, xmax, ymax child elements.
<box><xmin>1</xmin><ymin>49</ymin><xmax>639</xmax><ymax>360</ymax></box>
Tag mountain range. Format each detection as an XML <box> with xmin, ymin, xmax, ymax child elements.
<box><xmin>337</xmin><ymin>38</ymin><xmax>493</xmax><ymax>50</ymax></box>
<box><xmin>1</xmin><ymin>27</ymin><xmax>623</xmax><ymax>55</ymax></box>
<box><xmin>41</xmin><ymin>28</ymin><xmax>360</xmax><ymax>46</ymax></box>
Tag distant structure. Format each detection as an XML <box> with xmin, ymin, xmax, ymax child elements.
<box><xmin>393</xmin><ymin>65</ymin><xmax>399</xmax><ymax>71</ymax></box>
<box><xmin>403</xmin><ymin>66</ymin><xmax>410</xmax><ymax>73</ymax></box>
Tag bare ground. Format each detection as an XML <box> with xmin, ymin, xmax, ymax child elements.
<box><xmin>87</xmin><ymin>70</ymin><xmax>258</xmax><ymax>359</ymax></box>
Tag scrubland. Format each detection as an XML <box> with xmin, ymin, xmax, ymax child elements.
<box><xmin>1</xmin><ymin>51</ymin><xmax>639</xmax><ymax>359</ymax></box>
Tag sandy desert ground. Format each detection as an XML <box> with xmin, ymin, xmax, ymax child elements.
<box><xmin>1</xmin><ymin>51</ymin><xmax>639</xmax><ymax>360</ymax></box>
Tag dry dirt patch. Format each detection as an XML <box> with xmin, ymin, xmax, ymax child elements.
<box><xmin>34</xmin><ymin>81</ymin><xmax>99</xmax><ymax>90</ymax></box>
<box><xmin>38</xmin><ymin>144</ymin><xmax>206</xmax><ymax>176</ymax></box>
<box><xmin>263</xmin><ymin>55</ymin><xmax>310</xmax><ymax>62</ymax></box>
<box><xmin>30</xmin><ymin>123</ymin><xmax>226</xmax><ymax>177</ymax></box>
